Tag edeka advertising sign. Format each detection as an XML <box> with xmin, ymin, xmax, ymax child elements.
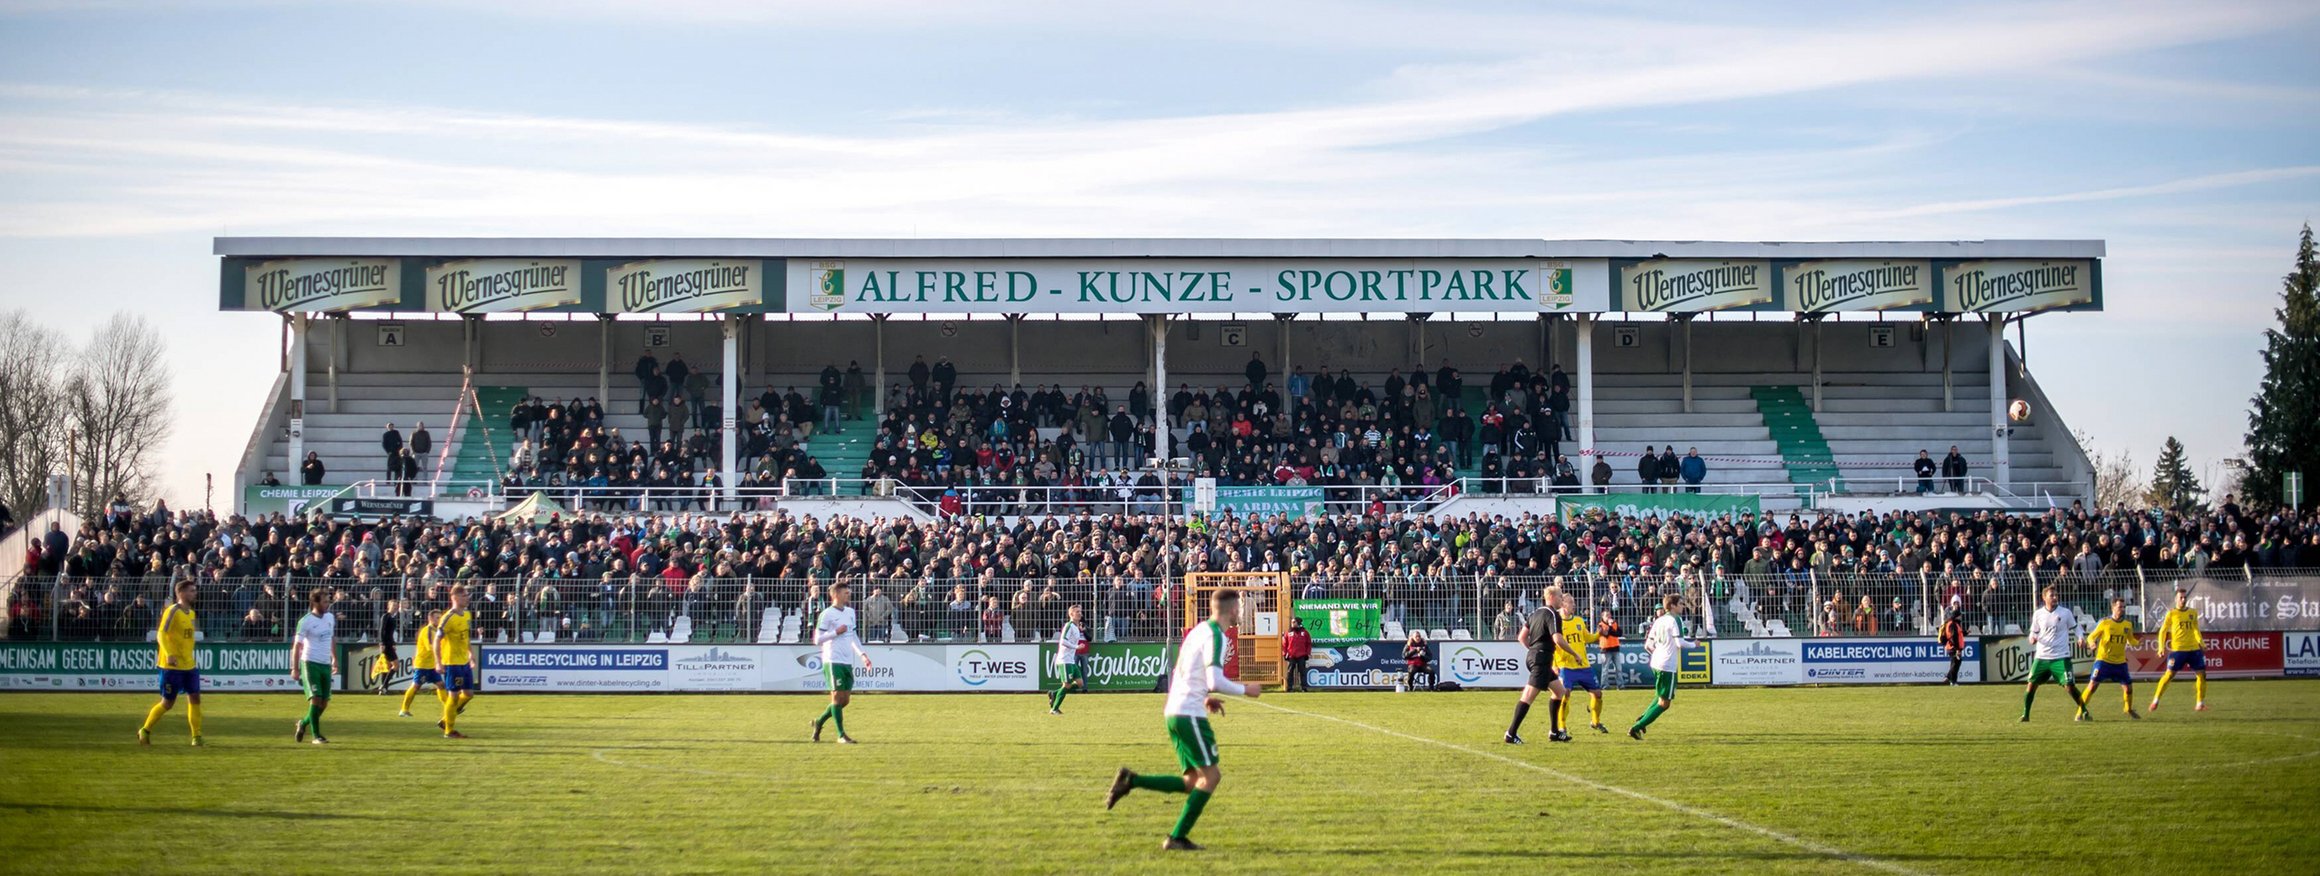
<box><xmin>1616</xmin><ymin>259</ymin><xmax>1775</xmax><ymax>312</ymax></box>
<box><xmin>244</xmin><ymin>258</ymin><xmax>402</xmax><ymax>313</ymax></box>
<box><xmin>1601</xmin><ymin>642</ymin><xmax>1711</xmax><ymax>687</ymax></box>
<box><xmin>1779</xmin><ymin>259</ymin><xmax>1936</xmax><ymax>313</ymax></box>
<box><xmin>2285</xmin><ymin>631</ymin><xmax>2320</xmax><ymax>678</ymax></box>
<box><xmin>1710</xmin><ymin>638</ymin><xmax>1804</xmax><ymax>686</ymax></box>
<box><xmin>1041</xmin><ymin>642</ymin><xmax>1170</xmax><ymax>692</ymax></box>
<box><xmin>1303</xmin><ymin>640</ymin><xmax>1410</xmax><ymax>689</ymax></box>
<box><xmin>1291</xmin><ymin>599</ymin><xmax>1382</xmax><ymax>646</ymax></box>
<box><xmin>480</xmin><ymin>646</ymin><xmax>672</xmax><ymax>692</ymax></box>
<box><xmin>426</xmin><ymin>258</ymin><xmax>584</xmax><ymax>313</ymax></box>
<box><xmin>1557</xmin><ymin>492</ymin><xmax>1760</xmax><ymax>523</ymax></box>
<box><xmin>1939</xmin><ymin>259</ymin><xmax>2097</xmax><ymax>314</ymax></box>
<box><xmin>1190</xmin><ymin>486</ymin><xmax>1325</xmax><ymax>518</ymax></box>
<box><xmin>605</xmin><ymin>259</ymin><xmax>764</xmax><ymax>314</ymax></box>
<box><xmin>1800</xmin><ymin>638</ymin><xmax>1980</xmax><ymax>684</ymax></box>
<box><xmin>787</xmin><ymin>258</ymin><xmax>1614</xmax><ymax>315</ymax></box>
<box><xmin>0</xmin><ymin>642</ymin><xmax>305</xmax><ymax>691</ymax></box>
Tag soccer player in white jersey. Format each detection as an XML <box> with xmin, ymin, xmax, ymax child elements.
<box><xmin>811</xmin><ymin>580</ymin><xmax>873</xmax><ymax>744</ymax></box>
<box><xmin>1049</xmin><ymin>604</ymin><xmax>1090</xmax><ymax>715</ymax></box>
<box><xmin>1105</xmin><ymin>589</ymin><xmax>1261</xmax><ymax>852</ymax></box>
<box><xmin>289</xmin><ymin>588</ymin><xmax>337</xmax><ymax>744</ymax></box>
<box><xmin>2022</xmin><ymin>585</ymin><xmax>2091</xmax><ymax>723</ymax></box>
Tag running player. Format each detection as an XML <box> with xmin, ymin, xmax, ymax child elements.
<box><xmin>290</xmin><ymin>588</ymin><xmax>336</xmax><ymax>744</ymax></box>
<box><xmin>138</xmin><ymin>579</ymin><xmax>204</xmax><ymax>746</ymax></box>
<box><xmin>2150</xmin><ymin>587</ymin><xmax>2208</xmax><ymax>712</ymax></box>
<box><xmin>436</xmin><ymin>587</ymin><xmax>479</xmax><ymax>739</ymax></box>
<box><xmin>2021</xmin><ymin>586</ymin><xmax>2090</xmax><ymax>723</ymax></box>
<box><xmin>1629</xmin><ymin>593</ymin><xmax>1695</xmax><ymax>740</ymax></box>
<box><xmin>398</xmin><ymin>608</ymin><xmax>446</xmax><ymax>718</ymax></box>
<box><xmin>1505</xmin><ymin>585</ymin><xmax>1581</xmax><ymax>744</ymax></box>
<box><xmin>1049</xmin><ymin>603</ymin><xmax>1090</xmax><ymax>715</ymax></box>
<box><xmin>811</xmin><ymin>580</ymin><xmax>872</xmax><ymax>743</ymax></box>
<box><xmin>2082</xmin><ymin>598</ymin><xmax>2140</xmax><ymax>719</ymax></box>
<box><xmin>1553</xmin><ymin>590</ymin><xmax>1608</xmax><ymax>734</ymax></box>
<box><xmin>1104</xmin><ymin>588</ymin><xmax>1260</xmax><ymax>852</ymax></box>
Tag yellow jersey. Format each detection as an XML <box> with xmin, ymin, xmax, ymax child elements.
<box><xmin>1555</xmin><ymin>614</ymin><xmax>1596</xmax><ymax>670</ymax></box>
<box><xmin>156</xmin><ymin>604</ymin><xmax>197</xmax><ymax>671</ymax></box>
<box><xmin>2159</xmin><ymin>607</ymin><xmax>2202</xmax><ymax>652</ymax></box>
<box><xmin>413</xmin><ymin>623</ymin><xmax>441</xmax><ymax>670</ymax></box>
<box><xmin>438</xmin><ymin>609</ymin><xmax>475</xmax><ymax>666</ymax></box>
<box><xmin>2087</xmin><ymin>617</ymin><xmax>2137</xmax><ymax>664</ymax></box>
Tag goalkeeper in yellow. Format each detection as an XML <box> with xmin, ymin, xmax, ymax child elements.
<box><xmin>1553</xmin><ymin>589</ymin><xmax>1609</xmax><ymax>734</ymax></box>
<box><xmin>138</xmin><ymin>580</ymin><xmax>205</xmax><ymax>746</ymax></box>
<box><xmin>2081</xmin><ymin>598</ymin><xmax>2140</xmax><ymax>719</ymax></box>
<box><xmin>2150</xmin><ymin>587</ymin><xmax>2208</xmax><ymax>713</ymax></box>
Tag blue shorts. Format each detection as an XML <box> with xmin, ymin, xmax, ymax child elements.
<box><xmin>2090</xmin><ymin>660</ymin><xmax>2133</xmax><ymax>685</ymax></box>
<box><xmin>1558</xmin><ymin>667</ymin><xmax>1602</xmax><ymax>692</ymax></box>
<box><xmin>158</xmin><ymin>669</ymin><xmax>200</xmax><ymax>699</ymax></box>
<box><xmin>444</xmin><ymin>665</ymin><xmax>477</xmax><ymax>692</ymax></box>
<box><xmin>413</xmin><ymin>668</ymin><xmax>444</xmax><ymax>688</ymax></box>
<box><xmin>2166</xmin><ymin>651</ymin><xmax>2206</xmax><ymax>672</ymax></box>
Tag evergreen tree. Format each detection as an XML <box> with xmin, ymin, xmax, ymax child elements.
<box><xmin>2145</xmin><ymin>436</ymin><xmax>2206</xmax><ymax>514</ymax></box>
<box><xmin>2245</xmin><ymin>223</ymin><xmax>2320</xmax><ymax>510</ymax></box>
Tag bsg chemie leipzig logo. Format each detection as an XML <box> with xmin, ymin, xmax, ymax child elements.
<box><xmin>809</xmin><ymin>261</ymin><xmax>847</xmax><ymax>311</ymax></box>
<box><xmin>954</xmin><ymin>649</ymin><xmax>1030</xmax><ymax>687</ymax></box>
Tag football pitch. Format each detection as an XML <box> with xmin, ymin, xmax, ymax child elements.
<box><xmin>3</xmin><ymin>683</ymin><xmax>2316</xmax><ymax>875</ymax></box>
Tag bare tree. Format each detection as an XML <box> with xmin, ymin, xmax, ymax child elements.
<box><xmin>0</xmin><ymin>310</ymin><xmax>71</xmax><ymax>525</ymax></box>
<box><xmin>2077</xmin><ymin>430</ymin><xmax>2145</xmax><ymax>512</ymax></box>
<box><xmin>65</xmin><ymin>314</ymin><xmax>173</xmax><ymax>517</ymax></box>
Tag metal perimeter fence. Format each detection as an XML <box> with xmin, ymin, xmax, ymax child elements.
<box><xmin>5</xmin><ymin>566</ymin><xmax>2315</xmax><ymax>649</ymax></box>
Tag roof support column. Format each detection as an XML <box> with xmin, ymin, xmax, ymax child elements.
<box><xmin>328</xmin><ymin>314</ymin><xmax>344</xmax><ymax>412</ymax></box>
<box><xmin>1151</xmin><ymin>314</ymin><xmax>1168</xmax><ymax>469</ymax></box>
<box><xmin>1681</xmin><ymin>315</ymin><xmax>1694</xmax><ymax>414</ymax></box>
<box><xmin>1575</xmin><ymin>314</ymin><xmax>1596</xmax><ymax>487</ymax></box>
<box><xmin>722</xmin><ymin>315</ymin><xmax>740</xmax><ymax>508</ymax></box>
<box><xmin>1941</xmin><ymin>318</ymin><xmax>1953</xmax><ymax>413</ymax></box>
<box><xmin>873</xmin><ymin>315</ymin><xmax>888</xmax><ymax>420</ymax></box>
<box><xmin>1989</xmin><ymin>314</ymin><xmax>2011</xmax><ymax>493</ymax></box>
<box><xmin>1008</xmin><ymin>314</ymin><xmax>1022</xmax><ymax>386</ymax></box>
<box><xmin>288</xmin><ymin>313</ymin><xmax>308</xmax><ymax>482</ymax></box>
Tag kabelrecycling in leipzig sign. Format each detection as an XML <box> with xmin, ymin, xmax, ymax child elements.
<box><xmin>1799</xmin><ymin>638</ymin><xmax>1979</xmax><ymax>684</ymax></box>
<box><xmin>473</xmin><ymin>644</ymin><xmax>1042</xmax><ymax>692</ymax></box>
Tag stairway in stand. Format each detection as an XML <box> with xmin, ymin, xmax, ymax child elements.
<box><xmin>1751</xmin><ymin>385</ymin><xmax>1842</xmax><ymax>493</ymax></box>
<box><xmin>451</xmin><ymin>386</ymin><xmax>530</xmax><ymax>488</ymax></box>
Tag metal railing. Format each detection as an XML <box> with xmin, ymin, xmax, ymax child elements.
<box><xmin>10</xmin><ymin>566</ymin><xmax>2314</xmax><ymax>647</ymax></box>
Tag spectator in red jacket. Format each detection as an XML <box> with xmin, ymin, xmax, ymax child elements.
<box><xmin>1282</xmin><ymin>618</ymin><xmax>1313</xmax><ymax>692</ymax></box>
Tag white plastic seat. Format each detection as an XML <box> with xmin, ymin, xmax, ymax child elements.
<box><xmin>520</xmin><ymin>631</ymin><xmax>537</xmax><ymax>643</ymax></box>
<box><xmin>2002</xmin><ymin>623</ymin><xmax>2023</xmax><ymax>636</ymax></box>
<box><xmin>538</xmin><ymin>631</ymin><xmax>555</xmax><ymax>643</ymax></box>
<box><xmin>1428</xmin><ymin>629</ymin><xmax>1449</xmax><ymax>641</ymax></box>
<box><xmin>1451</xmin><ymin>629</ymin><xmax>1473</xmax><ymax>640</ymax></box>
<box><xmin>645</xmin><ymin>631</ymin><xmax>668</xmax><ymax>643</ymax></box>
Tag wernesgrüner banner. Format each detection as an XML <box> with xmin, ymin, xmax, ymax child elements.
<box><xmin>788</xmin><ymin>258</ymin><xmax>1614</xmax><ymax>314</ymax></box>
<box><xmin>427</xmin><ymin>258</ymin><xmax>584</xmax><ymax>313</ymax></box>
<box><xmin>606</xmin><ymin>258</ymin><xmax>765</xmax><ymax>313</ymax></box>
<box><xmin>244</xmin><ymin>258</ymin><xmax>402</xmax><ymax>312</ymax></box>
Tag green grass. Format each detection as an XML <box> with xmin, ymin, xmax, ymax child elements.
<box><xmin>3</xmin><ymin>683</ymin><xmax>2318</xmax><ymax>875</ymax></box>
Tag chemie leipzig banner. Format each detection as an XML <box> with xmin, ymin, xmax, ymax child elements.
<box><xmin>1800</xmin><ymin>637</ymin><xmax>1979</xmax><ymax>684</ymax></box>
<box><xmin>1194</xmin><ymin>486</ymin><xmax>1325</xmax><ymax>518</ymax></box>
<box><xmin>1291</xmin><ymin>599</ymin><xmax>1382</xmax><ymax>646</ymax></box>
<box><xmin>244</xmin><ymin>258</ymin><xmax>402</xmax><ymax>312</ymax></box>
<box><xmin>2172</xmin><ymin>575</ymin><xmax>2320</xmax><ymax>631</ymax></box>
<box><xmin>788</xmin><ymin>258</ymin><xmax>1614</xmax><ymax>315</ymax></box>
<box><xmin>0</xmin><ymin>642</ymin><xmax>305</xmax><ymax>692</ymax></box>
<box><xmin>1041</xmin><ymin>642</ymin><xmax>1169</xmax><ymax>691</ymax></box>
<box><xmin>606</xmin><ymin>259</ymin><xmax>765</xmax><ymax>313</ymax></box>
<box><xmin>1558</xmin><ymin>492</ymin><xmax>1760</xmax><ymax>523</ymax></box>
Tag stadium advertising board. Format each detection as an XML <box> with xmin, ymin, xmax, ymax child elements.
<box><xmin>667</xmin><ymin>645</ymin><xmax>767</xmax><ymax>691</ymax></box>
<box><xmin>243</xmin><ymin>484</ymin><xmax>343</xmax><ymax>515</ymax></box>
<box><xmin>786</xmin><ymin>258</ymin><xmax>1614</xmax><ymax>315</ymax></box>
<box><xmin>426</xmin><ymin>258</ymin><xmax>585</xmax><ymax>313</ymax></box>
<box><xmin>1710</xmin><ymin>638</ymin><xmax>1804</xmax><ymax>686</ymax></box>
<box><xmin>1800</xmin><ymin>637</ymin><xmax>1980</xmax><ymax>684</ymax></box>
<box><xmin>481</xmin><ymin>646</ymin><xmax>673</xmax><ymax>692</ymax></box>
<box><xmin>1191</xmin><ymin>486</ymin><xmax>1325</xmax><ymax>518</ymax></box>
<box><xmin>1557</xmin><ymin>492</ymin><xmax>1760</xmax><ymax>523</ymax></box>
<box><xmin>1291</xmin><ymin>599</ymin><xmax>1382</xmax><ymax>646</ymax></box>
<box><xmin>1601</xmin><ymin>643</ymin><xmax>1711</xmax><ymax>687</ymax></box>
<box><xmin>1615</xmin><ymin>259</ymin><xmax>1775</xmax><ymax>312</ymax></box>
<box><xmin>2286</xmin><ymin>632</ymin><xmax>2320</xmax><ymax>678</ymax></box>
<box><xmin>1303</xmin><ymin>640</ymin><xmax>1410</xmax><ymax>689</ymax></box>
<box><xmin>2173</xmin><ymin>575</ymin><xmax>2320</xmax><ymax>630</ymax></box>
<box><xmin>0</xmin><ymin>642</ymin><xmax>304</xmax><ymax>691</ymax></box>
<box><xmin>1439</xmin><ymin>641</ymin><xmax>1527</xmax><ymax>688</ymax></box>
<box><xmin>1778</xmin><ymin>259</ymin><xmax>1935</xmax><ymax>312</ymax></box>
<box><xmin>606</xmin><ymin>259</ymin><xmax>765</xmax><ymax>313</ymax></box>
<box><xmin>1043</xmin><ymin>642</ymin><xmax>1170</xmax><ymax>691</ymax></box>
<box><xmin>1983</xmin><ymin>632</ymin><xmax>2283</xmax><ymax>682</ymax></box>
<box><xmin>1939</xmin><ymin>259</ymin><xmax>2098</xmax><ymax>314</ymax></box>
<box><xmin>244</xmin><ymin>257</ymin><xmax>403</xmax><ymax>312</ymax></box>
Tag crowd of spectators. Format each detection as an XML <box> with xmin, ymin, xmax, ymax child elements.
<box><xmin>10</xmin><ymin>488</ymin><xmax>2318</xmax><ymax>646</ymax></box>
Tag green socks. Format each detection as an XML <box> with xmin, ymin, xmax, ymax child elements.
<box><xmin>1050</xmin><ymin>686</ymin><xmax>1068</xmax><ymax>712</ymax></box>
<box><xmin>2022</xmin><ymin>687</ymin><xmax>2035</xmax><ymax>720</ymax></box>
<box><xmin>303</xmin><ymin>704</ymin><xmax>324</xmax><ymax>737</ymax></box>
<box><xmin>1128</xmin><ymin>773</ymin><xmax>1187</xmax><ymax>793</ymax></box>
<box><xmin>1171</xmin><ymin>789</ymin><xmax>1211</xmax><ymax>840</ymax></box>
<box><xmin>1634</xmin><ymin>701</ymin><xmax>1667</xmax><ymax>731</ymax></box>
<box><xmin>824</xmin><ymin>704</ymin><xmax>847</xmax><ymax>737</ymax></box>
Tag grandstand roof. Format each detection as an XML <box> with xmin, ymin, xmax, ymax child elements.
<box><xmin>216</xmin><ymin>237</ymin><xmax>2105</xmax><ymax>260</ymax></box>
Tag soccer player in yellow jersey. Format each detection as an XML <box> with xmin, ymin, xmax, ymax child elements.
<box><xmin>435</xmin><ymin>587</ymin><xmax>480</xmax><ymax>738</ymax></box>
<box><xmin>2150</xmin><ymin>587</ymin><xmax>2208</xmax><ymax>712</ymax></box>
<box><xmin>399</xmin><ymin>609</ymin><xmax>447</xmax><ymax>718</ymax></box>
<box><xmin>2082</xmin><ymin>598</ymin><xmax>2141</xmax><ymax>719</ymax></box>
<box><xmin>138</xmin><ymin>580</ymin><xmax>205</xmax><ymax>746</ymax></box>
<box><xmin>1553</xmin><ymin>590</ymin><xmax>1609</xmax><ymax>734</ymax></box>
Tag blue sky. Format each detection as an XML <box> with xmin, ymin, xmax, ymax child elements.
<box><xmin>0</xmin><ymin>0</ymin><xmax>2315</xmax><ymax>506</ymax></box>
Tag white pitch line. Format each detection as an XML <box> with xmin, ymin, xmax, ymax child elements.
<box><xmin>1247</xmin><ymin>699</ymin><xmax>1928</xmax><ymax>876</ymax></box>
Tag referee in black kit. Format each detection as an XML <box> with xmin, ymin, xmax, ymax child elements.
<box><xmin>1504</xmin><ymin>585</ymin><xmax>1583</xmax><ymax>744</ymax></box>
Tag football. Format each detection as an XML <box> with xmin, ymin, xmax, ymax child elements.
<box><xmin>2008</xmin><ymin>398</ymin><xmax>2032</xmax><ymax>421</ymax></box>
